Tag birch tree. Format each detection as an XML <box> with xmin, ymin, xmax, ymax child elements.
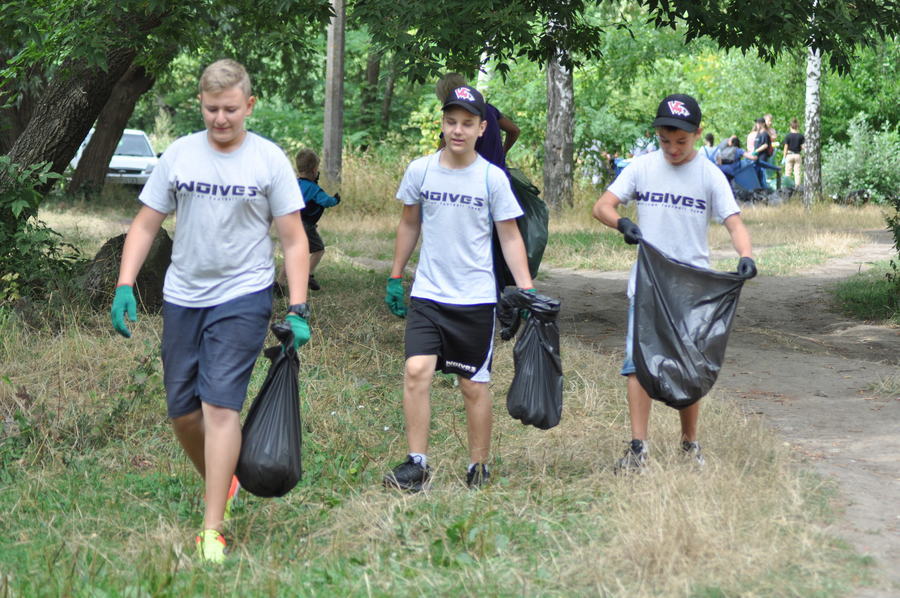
<box><xmin>803</xmin><ymin>48</ymin><xmax>823</xmax><ymax>209</ymax></box>
<box><xmin>543</xmin><ymin>51</ymin><xmax>575</xmax><ymax>209</ymax></box>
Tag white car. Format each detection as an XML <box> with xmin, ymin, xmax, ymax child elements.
<box><xmin>71</xmin><ymin>128</ymin><xmax>158</xmax><ymax>186</ymax></box>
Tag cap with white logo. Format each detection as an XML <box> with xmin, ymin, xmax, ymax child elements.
<box><xmin>652</xmin><ymin>94</ymin><xmax>702</xmax><ymax>132</ymax></box>
<box><xmin>442</xmin><ymin>85</ymin><xmax>486</xmax><ymax>120</ymax></box>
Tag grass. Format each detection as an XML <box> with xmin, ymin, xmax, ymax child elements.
<box><xmin>832</xmin><ymin>261</ymin><xmax>900</xmax><ymax>324</ymax></box>
<box><xmin>1</xmin><ymin>183</ymin><xmax>892</xmax><ymax>596</ymax></box>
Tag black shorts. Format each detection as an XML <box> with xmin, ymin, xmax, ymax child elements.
<box><xmin>303</xmin><ymin>221</ymin><xmax>325</xmax><ymax>253</ymax></box>
<box><xmin>405</xmin><ymin>298</ymin><xmax>495</xmax><ymax>382</ymax></box>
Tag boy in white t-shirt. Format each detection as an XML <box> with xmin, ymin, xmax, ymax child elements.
<box><xmin>110</xmin><ymin>59</ymin><xmax>312</xmax><ymax>563</ymax></box>
<box><xmin>383</xmin><ymin>85</ymin><xmax>534</xmax><ymax>491</ymax></box>
<box><xmin>592</xmin><ymin>94</ymin><xmax>757</xmax><ymax>472</ymax></box>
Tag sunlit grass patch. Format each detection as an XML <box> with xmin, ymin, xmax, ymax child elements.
<box><xmin>832</xmin><ymin>262</ymin><xmax>900</xmax><ymax>323</ymax></box>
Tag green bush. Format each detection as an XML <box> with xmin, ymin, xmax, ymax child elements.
<box><xmin>0</xmin><ymin>157</ymin><xmax>81</xmax><ymax>305</ymax></box>
<box><xmin>822</xmin><ymin>113</ymin><xmax>900</xmax><ymax>205</ymax></box>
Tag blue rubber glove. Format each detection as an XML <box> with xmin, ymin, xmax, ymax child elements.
<box><xmin>385</xmin><ymin>277</ymin><xmax>407</xmax><ymax>317</ymax></box>
<box><xmin>110</xmin><ymin>284</ymin><xmax>137</xmax><ymax>338</ymax></box>
<box><xmin>285</xmin><ymin>314</ymin><xmax>311</xmax><ymax>350</ymax></box>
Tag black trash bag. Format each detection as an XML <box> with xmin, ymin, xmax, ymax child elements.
<box><xmin>499</xmin><ymin>288</ymin><xmax>563</xmax><ymax>430</ymax></box>
<box><xmin>236</xmin><ymin>322</ymin><xmax>302</xmax><ymax>498</ymax></box>
<box><xmin>633</xmin><ymin>240</ymin><xmax>748</xmax><ymax>410</ymax></box>
<box><xmin>492</xmin><ymin>168</ymin><xmax>550</xmax><ymax>291</ymax></box>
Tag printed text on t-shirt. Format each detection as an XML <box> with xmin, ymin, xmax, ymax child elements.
<box><xmin>420</xmin><ymin>189</ymin><xmax>485</xmax><ymax>209</ymax></box>
<box><xmin>635</xmin><ymin>191</ymin><xmax>707</xmax><ymax>212</ymax></box>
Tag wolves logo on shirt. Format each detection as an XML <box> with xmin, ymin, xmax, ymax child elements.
<box><xmin>668</xmin><ymin>100</ymin><xmax>690</xmax><ymax>117</ymax></box>
<box><xmin>454</xmin><ymin>87</ymin><xmax>476</xmax><ymax>102</ymax></box>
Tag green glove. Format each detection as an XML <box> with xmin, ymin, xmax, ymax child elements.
<box><xmin>521</xmin><ymin>287</ymin><xmax>536</xmax><ymax>319</ymax></box>
<box><xmin>110</xmin><ymin>284</ymin><xmax>137</xmax><ymax>338</ymax></box>
<box><xmin>385</xmin><ymin>277</ymin><xmax>407</xmax><ymax>317</ymax></box>
<box><xmin>285</xmin><ymin>314</ymin><xmax>311</xmax><ymax>350</ymax></box>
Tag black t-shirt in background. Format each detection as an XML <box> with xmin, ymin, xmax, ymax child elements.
<box><xmin>784</xmin><ymin>132</ymin><xmax>805</xmax><ymax>153</ymax></box>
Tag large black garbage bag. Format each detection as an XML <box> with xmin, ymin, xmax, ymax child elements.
<box><xmin>498</xmin><ymin>288</ymin><xmax>563</xmax><ymax>430</ymax></box>
<box><xmin>236</xmin><ymin>322</ymin><xmax>302</xmax><ymax>497</ymax></box>
<box><xmin>493</xmin><ymin>168</ymin><xmax>550</xmax><ymax>290</ymax></box>
<box><xmin>633</xmin><ymin>241</ymin><xmax>747</xmax><ymax>409</ymax></box>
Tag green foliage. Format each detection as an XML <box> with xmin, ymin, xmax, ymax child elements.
<box><xmin>821</xmin><ymin>113</ymin><xmax>900</xmax><ymax>205</ymax></box>
<box><xmin>0</xmin><ymin>157</ymin><xmax>79</xmax><ymax>303</ymax></box>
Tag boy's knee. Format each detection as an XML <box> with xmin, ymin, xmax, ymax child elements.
<box><xmin>404</xmin><ymin>356</ymin><xmax>436</xmax><ymax>384</ymax></box>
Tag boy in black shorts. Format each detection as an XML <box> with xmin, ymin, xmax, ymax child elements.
<box><xmin>296</xmin><ymin>149</ymin><xmax>340</xmax><ymax>291</ymax></box>
<box><xmin>383</xmin><ymin>85</ymin><xmax>534</xmax><ymax>491</ymax></box>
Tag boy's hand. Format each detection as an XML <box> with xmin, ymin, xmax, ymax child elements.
<box><xmin>110</xmin><ymin>284</ymin><xmax>137</xmax><ymax>338</ymax></box>
<box><xmin>285</xmin><ymin>314</ymin><xmax>311</xmax><ymax>350</ymax></box>
<box><xmin>737</xmin><ymin>257</ymin><xmax>758</xmax><ymax>279</ymax></box>
<box><xmin>385</xmin><ymin>277</ymin><xmax>407</xmax><ymax>317</ymax></box>
<box><xmin>616</xmin><ymin>217</ymin><xmax>642</xmax><ymax>245</ymax></box>
<box><xmin>333</xmin><ymin>192</ymin><xmax>341</xmax><ymax>205</ymax></box>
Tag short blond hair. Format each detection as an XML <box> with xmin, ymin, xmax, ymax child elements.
<box><xmin>435</xmin><ymin>72</ymin><xmax>467</xmax><ymax>103</ymax></box>
<box><xmin>199</xmin><ymin>59</ymin><xmax>252</xmax><ymax>96</ymax></box>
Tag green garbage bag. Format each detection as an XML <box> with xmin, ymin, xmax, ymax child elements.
<box><xmin>493</xmin><ymin>168</ymin><xmax>550</xmax><ymax>292</ymax></box>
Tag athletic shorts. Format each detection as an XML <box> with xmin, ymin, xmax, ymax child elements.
<box><xmin>161</xmin><ymin>286</ymin><xmax>273</xmax><ymax>418</ymax></box>
<box><xmin>405</xmin><ymin>297</ymin><xmax>495</xmax><ymax>382</ymax></box>
<box><xmin>621</xmin><ymin>299</ymin><xmax>636</xmax><ymax>376</ymax></box>
<box><xmin>303</xmin><ymin>221</ymin><xmax>325</xmax><ymax>253</ymax></box>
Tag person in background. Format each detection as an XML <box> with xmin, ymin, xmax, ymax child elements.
<box><xmin>295</xmin><ymin>148</ymin><xmax>340</xmax><ymax>291</ymax></box>
<box><xmin>700</xmin><ymin>133</ymin><xmax>718</xmax><ymax>162</ymax></box>
<box><xmin>782</xmin><ymin>118</ymin><xmax>805</xmax><ymax>185</ymax></box>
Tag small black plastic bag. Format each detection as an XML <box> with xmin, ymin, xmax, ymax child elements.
<box><xmin>499</xmin><ymin>288</ymin><xmax>563</xmax><ymax>430</ymax></box>
<box><xmin>633</xmin><ymin>241</ymin><xmax>747</xmax><ymax>409</ymax></box>
<box><xmin>236</xmin><ymin>322</ymin><xmax>302</xmax><ymax>497</ymax></box>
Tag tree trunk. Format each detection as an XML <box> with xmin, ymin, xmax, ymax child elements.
<box><xmin>0</xmin><ymin>55</ymin><xmax>43</xmax><ymax>155</ymax></box>
<box><xmin>381</xmin><ymin>61</ymin><xmax>397</xmax><ymax>128</ymax></box>
<box><xmin>803</xmin><ymin>47</ymin><xmax>822</xmax><ymax>209</ymax></box>
<box><xmin>69</xmin><ymin>63</ymin><xmax>156</xmax><ymax>196</ymax></box>
<box><xmin>543</xmin><ymin>51</ymin><xmax>575</xmax><ymax>210</ymax></box>
<box><xmin>322</xmin><ymin>0</ymin><xmax>345</xmax><ymax>188</ymax></box>
<box><xmin>360</xmin><ymin>50</ymin><xmax>382</xmax><ymax>128</ymax></box>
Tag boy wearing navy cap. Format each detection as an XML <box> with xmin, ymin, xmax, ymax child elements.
<box><xmin>383</xmin><ymin>85</ymin><xmax>534</xmax><ymax>491</ymax></box>
<box><xmin>592</xmin><ymin>94</ymin><xmax>757</xmax><ymax>472</ymax></box>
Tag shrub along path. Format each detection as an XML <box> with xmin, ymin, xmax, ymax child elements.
<box><xmin>540</xmin><ymin>229</ymin><xmax>899</xmax><ymax>598</ymax></box>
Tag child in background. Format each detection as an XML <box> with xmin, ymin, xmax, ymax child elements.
<box><xmin>296</xmin><ymin>149</ymin><xmax>340</xmax><ymax>291</ymax></box>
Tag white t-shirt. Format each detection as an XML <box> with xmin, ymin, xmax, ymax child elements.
<box><xmin>140</xmin><ymin>131</ymin><xmax>303</xmax><ymax>307</ymax></box>
<box><xmin>607</xmin><ymin>151</ymin><xmax>740</xmax><ymax>296</ymax></box>
<box><xmin>396</xmin><ymin>151</ymin><xmax>523</xmax><ymax>304</ymax></box>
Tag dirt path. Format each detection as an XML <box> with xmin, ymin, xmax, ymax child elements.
<box><xmin>540</xmin><ymin>230</ymin><xmax>899</xmax><ymax>598</ymax></box>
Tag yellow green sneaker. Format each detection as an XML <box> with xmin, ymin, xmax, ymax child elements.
<box><xmin>224</xmin><ymin>475</ymin><xmax>240</xmax><ymax>522</ymax></box>
<box><xmin>196</xmin><ymin>529</ymin><xmax>227</xmax><ymax>564</ymax></box>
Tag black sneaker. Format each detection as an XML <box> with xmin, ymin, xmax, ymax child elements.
<box><xmin>383</xmin><ymin>456</ymin><xmax>431</xmax><ymax>492</ymax></box>
<box><xmin>613</xmin><ymin>439</ymin><xmax>648</xmax><ymax>474</ymax></box>
<box><xmin>308</xmin><ymin>275</ymin><xmax>321</xmax><ymax>291</ymax></box>
<box><xmin>466</xmin><ymin>463</ymin><xmax>490</xmax><ymax>489</ymax></box>
<box><xmin>681</xmin><ymin>440</ymin><xmax>705</xmax><ymax>468</ymax></box>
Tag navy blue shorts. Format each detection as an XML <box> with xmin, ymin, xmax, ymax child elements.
<box><xmin>404</xmin><ymin>298</ymin><xmax>495</xmax><ymax>382</ymax></box>
<box><xmin>161</xmin><ymin>287</ymin><xmax>273</xmax><ymax>418</ymax></box>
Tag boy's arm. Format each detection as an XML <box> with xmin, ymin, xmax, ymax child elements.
<box><xmin>389</xmin><ymin>204</ymin><xmax>422</xmax><ymax>278</ymax></box>
<box><xmin>274</xmin><ymin>212</ymin><xmax>310</xmax><ymax>306</ymax></box>
<box><xmin>723</xmin><ymin>213</ymin><xmax>753</xmax><ymax>258</ymax></box>
<box><xmin>498</xmin><ymin>115</ymin><xmax>520</xmax><ymax>154</ymax></box>
<box><xmin>495</xmin><ymin>219</ymin><xmax>533</xmax><ymax>289</ymax></box>
<box><xmin>116</xmin><ymin>205</ymin><xmax>168</xmax><ymax>286</ymax></box>
<box><xmin>591</xmin><ymin>190</ymin><xmax>623</xmax><ymax>229</ymax></box>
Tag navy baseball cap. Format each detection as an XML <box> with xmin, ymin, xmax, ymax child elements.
<box><xmin>442</xmin><ymin>85</ymin><xmax>486</xmax><ymax>119</ymax></box>
<box><xmin>652</xmin><ymin>94</ymin><xmax>702</xmax><ymax>132</ymax></box>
